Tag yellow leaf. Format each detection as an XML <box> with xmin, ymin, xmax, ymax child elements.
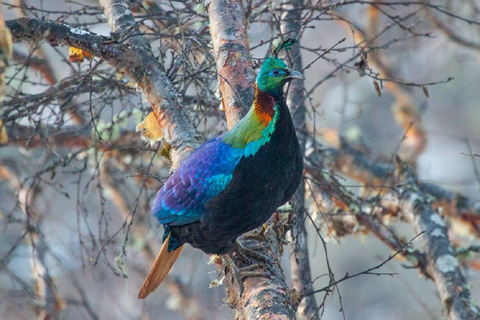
<box><xmin>0</xmin><ymin>118</ymin><xmax>7</xmax><ymax>144</ymax></box>
<box><xmin>69</xmin><ymin>47</ymin><xmax>93</xmax><ymax>63</ymax></box>
<box><xmin>0</xmin><ymin>22</ymin><xmax>12</xmax><ymax>59</ymax></box>
<box><xmin>136</xmin><ymin>111</ymin><xmax>163</xmax><ymax>145</ymax></box>
<box><xmin>373</xmin><ymin>80</ymin><xmax>381</xmax><ymax>97</ymax></box>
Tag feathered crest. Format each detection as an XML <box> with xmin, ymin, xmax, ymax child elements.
<box><xmin>273</xmin><ymin>38</ymin><xmax>297</xmax><ymax>57</ymax></box>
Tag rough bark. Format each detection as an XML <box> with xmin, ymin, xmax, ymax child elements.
<box><xmin>306</xmin><ymin>140</ymin><xmax>480</xmax><ymax>319</ymax></box>
<box><xmin>229</xmin><ymin>214</ymin><xmax>297</xmax><ymax>320</ymax></box>
<box><xmin>208</xmin><ymin>0</ymin><xmax>254</xmax><ymax>129</ymax></box>
<box><xmin>394</xmin><ymin>158</ymin><xmax>480</xmax><ymax>320</ymax></box>
<box><xmin>208</xmin><ymin>1</ymin><xmax>296</xmax><ymax>318</ymax></box>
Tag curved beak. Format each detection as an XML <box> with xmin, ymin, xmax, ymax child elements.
<box><xmin>285</xmin><ymin>68</ymin><xmax>305</xmax><ymax>81</ymax></box>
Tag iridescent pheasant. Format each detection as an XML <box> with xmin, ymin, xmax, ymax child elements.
<box><xmin>139</xmin><ymin>43</ymin><xmax>304</xmax><ymax>299</ymax></box>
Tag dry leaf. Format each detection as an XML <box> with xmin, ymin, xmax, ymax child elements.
<box><xmin>136</xmin><ymin>111</ymin><xmax>163</xmax><ymax>145</ymax></box>
<box><xmin>69</xmin><ymin>47</ymin><xmax>93</xmax><ymax>62</ymax></box>
<box><xmin>0</xmin><ymin>22</ymin><xmax>13</xmax><ymax>59</ymax></box>
<box><xmin>291</xmin><ymin>288</ymin><xmax>301</xmax><ymax>306</ymax></box>
<box><xmin>0</xmin><ymin>118</ymin><xmax>7</xmax><ymax>144</ymax></box>
<box><xmin>373</xmin><ymin>80</ymin><xmax>381</xmax><ymax>97</ymax></box>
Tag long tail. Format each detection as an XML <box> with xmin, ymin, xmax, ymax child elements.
<box><xmin>138</xmin><ymin>233</ymin><xmax>183</xmax><ymax>299</ymax></box>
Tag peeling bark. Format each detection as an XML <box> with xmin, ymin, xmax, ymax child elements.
<box><xmin>208</xmin><ymin>0</ymin><xmax>254</xmax><ymax>129</ymax></box>
<box><xmin>230</xmin><ymin>214</ymin><xmax>296</xmax><ymax>320</ymax></box>
<box><xmin>208</xmin><ymin>1</ymin><xmax>295</xmax><ymax>318</ymax></box>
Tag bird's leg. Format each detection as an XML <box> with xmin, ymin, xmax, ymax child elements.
<box><xmin>233</xmin><ymin>239</ymin><xmax>272</xmax><ymax>265</ymax></box>
<box><xmin>222</xmin><ymin>253</ymin><xmax>265</xmax><ymax>297</ymax></box>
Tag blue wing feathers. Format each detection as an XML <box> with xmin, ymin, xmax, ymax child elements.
<box><xmin>152</xmin><ymin>137</ymin><xmax>243</xmax><ymax>226</ymax></box>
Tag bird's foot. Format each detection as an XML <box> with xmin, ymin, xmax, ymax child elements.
<box><xmin>233</xmin><ymin>239</ymin><xmax>272</xmax><ymax>265</ymax></box>
<box><xmin>222</xmin><ymin>253</ymin><xmax>264</xmax><ymax>298</ymax></box>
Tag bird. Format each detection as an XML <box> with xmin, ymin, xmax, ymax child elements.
<box><xmin>138</xmin><ymin>46</ymin><xmax>304</xmax><ymax>299</ymax></box>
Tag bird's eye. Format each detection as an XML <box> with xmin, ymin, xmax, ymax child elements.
<box><xmin>270</xmin><ymin>69</ymin><xmax>284</xmax><ymax>77</ymax></box>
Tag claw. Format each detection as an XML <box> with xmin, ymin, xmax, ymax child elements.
<box><xmin>233</xmin><ymin>240</ymin><xmax>272</xmax><ymax>265</ymax></box>
<box><xmin>222</xmin><ymin>252</ymin><xmax>265</xmax><ymax>297</ymax></box>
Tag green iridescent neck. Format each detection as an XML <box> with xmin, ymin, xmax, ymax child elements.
<box><xmin>222</xmin><ymin>86</ymin><xmax>279</xmax><ymax>154</ymax></box>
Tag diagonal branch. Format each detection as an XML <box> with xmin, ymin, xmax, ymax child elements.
<box><xmin>7</xmin><ymin>17</ymin><xmax>201</xmax><ymax>169</ymax></box>
<box><xmin>394</xmin><ymin>158</ymin><xmax>480</xmax><ymax>320</ymax></box>
<box><xmin>307</xmin><ymin>139</ymin><xmax>480</xmax><ymax>319</ymax></box>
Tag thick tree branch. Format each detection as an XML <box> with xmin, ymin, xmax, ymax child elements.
<box><xmin>208</xmin><ymin>0</ymin><xmax>255</xmax><ymax>129</ymax></box>
<box><xmin>307</xmin><ymin>140</ymin><xmax>480</xmax><ymax>319</ymax></box>
<box><xmin>394</xmin><ymin>158</ymin><xmax>480</xmax><ymax>320</ymax></box>
<box><xmin>208</xmin><ymin>1</ymin><xmax>296</xmax><ymax>318</ymax></box>
<box><xmin>7</xmin><ymin>17</ymin><xmax>201</xmax><ymax>169</ymax></box>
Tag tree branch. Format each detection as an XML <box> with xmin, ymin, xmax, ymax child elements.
<box><xmin>307</xmin><ymin>139</ymin><xmax>480</xmax><ymax>318</ymax></box>
<box><xmin>208</xmin><ymin>1</ymin><xmax>296</xmax><ymax>318</ymax></box>
<box><xmin>7</xmin><ymin>17</ymin><xmax>201</xmax><ymax>169</ymax></box>
<box><xmin>208</xmin><ymin>0</ymin><xmax>255</xmax><ymax>129</ymax></box>
<box><xmin>0</xmin><ymin>159</ymin><xmax>65</xmax><ymax>319</ymax></box>
<box><xmin>394</xmin><ymin>158</ymin><xmax>480</xmax><ymax>320</ymax></box>
<box><xmin>279</xmin><ymin>2</ymin><xmax>319</xmax><ymax>319</ymax></box>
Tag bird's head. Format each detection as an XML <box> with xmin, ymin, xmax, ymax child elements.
<box><xmin>256</xmin><ymin>57</ymin><xmax>304</xmax><ymax>95</ymax></box>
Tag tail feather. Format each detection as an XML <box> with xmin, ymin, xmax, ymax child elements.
<box><xmin>138</xmin><ymin>233</ymin><xmax>183</xmax><ymax>299</ymax></box>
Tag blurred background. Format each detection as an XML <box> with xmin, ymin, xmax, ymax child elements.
<box><xmin>1</xmin><ymin>1</ymin><xmax>480</xmax><ymax>319</ymax></box>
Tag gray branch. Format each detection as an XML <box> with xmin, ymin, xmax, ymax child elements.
<box><xmin>280</xmin><ymin>1</ymin><xmax>319</xmax><ymax>319</ymax></box>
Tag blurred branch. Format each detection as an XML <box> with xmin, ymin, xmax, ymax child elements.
<box><xmin>425</xmin><ymin>7</ymin><xmax>480</xmax><ymax>50</ymax></box>
<box><xmin>99</xmin><ymin>158</ymin><xmax>156</xmax><ymax>262</ymax></box>
<box><xmin>11</xmin><ymin>49</ymin><xmax>56</xmax><ymax>85</ymax></box>
<box><xmin>336</xmin><ymin>6</ymin><xmax>426</xmax><ymax>165</ymax></box>
<box><xmin>309</xmin><ymin>138</ymin><xmax>480</xmax><ymax>235</ymax></box>
<box><xmin>0</xmin><ymin>159</ymin><xmax>65</xmax><ymax>319</ymax></box>
<box><xmin>0</xmin><ymin>1</ymin><xmax>12</xmax><ymax>99</ymax></box>
<box><xmin>164</xmin><ymin>276</ymin><xmax>203</xmax><ymax>320</ymax></box>
<box><xmin>2</xmin><ymin>74</ymin><xmax>130</xmax><ymax>122</ymax></box>
<box><xmin>10</xmin><ymin>49</ymin><xmax>88</xmax><ymax>124</ymax></box>
<box><xmin>5</xmin><ymin>124</ymin><xmax>155</xmax><ymax>155</ymax></box>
